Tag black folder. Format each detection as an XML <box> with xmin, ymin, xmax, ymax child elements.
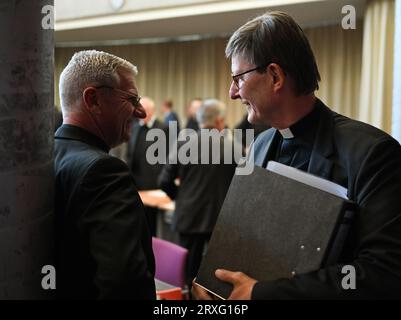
<box><xmin>195</xmin><ymin>164</ymin><xmax>355</xmax><ymax>299</ymax></box>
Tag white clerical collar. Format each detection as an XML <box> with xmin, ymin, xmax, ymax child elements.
<box><xmin>278</xmin><ymin>128</ymin><xmax>294</xmax><ymax>139</ymax></box>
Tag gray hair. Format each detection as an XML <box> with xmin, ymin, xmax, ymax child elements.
<box><xmin>196</xmin><ymin>99</ymin><xmax>226</xmax><ymax>128</ymax></box>
<box><xmin>59</xmin><ymin>50</ymin><xmax>138</xmax><ymax>111</ymax></box>
<box><xmin>225</xmin><ymin>11</ymin><xmax>320</xmax><ymax>95</ymax></box>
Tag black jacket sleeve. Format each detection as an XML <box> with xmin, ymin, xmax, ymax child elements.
<box><xmin>158</xmin><ymin>162</ymin><xmax>179</xmax><ymax>200</ymax></box>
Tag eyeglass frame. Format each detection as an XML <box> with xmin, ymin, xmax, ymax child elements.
<box><xmin>231</xmin><ymin>65</ymin><xmax>267</xmax><ymax>89</ymax></box>
<box><xmin>95</xmin><ymin>85</ymin><xmax>142</xmax><ymax>108</ymax></box>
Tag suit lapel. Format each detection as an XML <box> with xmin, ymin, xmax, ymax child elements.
<box><xmin>260</xmin><ymin>131</ymin><xmax>280</xmax><ymax>168</ymax></box>
<box><xmin>307</xmin><ymin>100</ymin><xmax>335</xmax><ymax>180</ymax></box>
<box><xmin>251</xmin><ymin>129</ymin><xmax>279</xmax><ymax>167</ymax></box>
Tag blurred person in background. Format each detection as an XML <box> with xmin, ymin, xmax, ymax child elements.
<box><xmin>162</xmin><ymin>99</ymin><xmax>180</xmax><ymax>132</ymax></box>
<box><xmin>159</xmin><ymin>99</ymin><xmax>239</xmax><ymax>288</ymax></box>
<box><xmin>185</xmin><ymin>98</ymin><xmax>202</xmax><ymax>131</ymax></box>
<box><xmin>127</xmin><ymin>96</ymin><xmax>169</xmax><ymax>236</ymax></box>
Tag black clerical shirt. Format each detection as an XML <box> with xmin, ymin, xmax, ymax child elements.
<box><xmin>273</xmin><ymin>103</ymin><xmax>321</xmax><ymax>171</ymax></box>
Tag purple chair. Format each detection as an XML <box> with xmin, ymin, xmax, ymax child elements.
<box><xmin>152</xmin><ymin>237</ymin><xmax>188</xmax><ymax>289</ymax></box>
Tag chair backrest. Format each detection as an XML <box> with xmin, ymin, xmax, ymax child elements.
<box><xmin>152</xmin><ymin>237</ymin><xmax>188</xmax><ymax>288</ymax></box>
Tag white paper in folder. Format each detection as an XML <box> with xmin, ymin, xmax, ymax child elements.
<box><xmin>266</xmin><ymin>161</ymin><xmax>348</xmax><ymax>200</ymax></box>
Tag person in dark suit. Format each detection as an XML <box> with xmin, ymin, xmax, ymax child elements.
<box><xmin>127</xmin><ymin>96</ymin><xmax>169</xmax><ymax>236</ymax></box>
<box><xmin>193</xmin><ymin>11</ymin><xmax>401</xmax><ymax>299</ymax></box>
<box><xmin>158</xmin><ymin>99</ymin><xmax>238</xmax><ymax>287</ymax></box>
<box><xmin>54</xmin><ymin>50</ymin><xmax>156</xmax><ymax>299</ymax></box>
<box><xmin>185</xmin><ymin>98</ymin><xmax>202</xmax><ymax>131</ymax></box>
<box><xmin>162</xmin><ymin>99</ymin><xmax>180</xmax><ymax>132</ymax></box>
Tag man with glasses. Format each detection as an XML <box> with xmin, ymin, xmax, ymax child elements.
<box><xmin>55</xmin><ymin>50</ymin><xmax>156</xmax><ymax>299</ymax></box>
<box><xmin>193</xmin><ymin>11</ymin><xmax>401</xmax><ymax>299</ymax></box>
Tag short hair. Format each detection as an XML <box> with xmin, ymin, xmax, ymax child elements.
<box><xmin>164</xmin><ymin>100</ymin><xmax>173</xmax><ymax>109</ymax></box>
<box><xmin>59</xmin><ymin>50</ymin><xmax>138</xmax><ymax>111</ymax></box>
<box><xmin>225</xmin><ymin>11</ymin><xmax>320</xmax><ymax>95</ymax></box>
<box><xmin>196</xmin><ymin>99</ymin><xmax>226</xmax><ymax>127</ymax></box>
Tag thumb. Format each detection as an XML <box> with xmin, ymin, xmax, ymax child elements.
<box><xmin>215</xmin><ymin>269</ymin><xmax>236</xmax><ymax>284</ymax></box>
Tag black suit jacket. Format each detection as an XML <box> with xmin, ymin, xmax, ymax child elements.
<box><xmin>128</xmin><ymin>119</ymin><xmax>169</xmax><ymax>190</ymax></box>
<box><xmin>158</xmin><ymin>131</ymin><xmax>237</xmax><ymax>234</ymax></box>
<box><xmin>54</xmin><ymin>125</ymin><xmax>155</xmax><ymax>299</ymax></box>
<box><xmin>185</xmin><ymin>117</ymin><xmax>199</xmax><ymax>131</ymax></box>
<box><xmin>250</xmin><ymin>99</ymin><xmax>401</xmax><ymax>299</ymax></box>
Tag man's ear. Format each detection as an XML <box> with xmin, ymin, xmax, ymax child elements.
<box><xmin>82</xmin><ymin>87</ymin><xmax>102</xmax><ymax>115</ymax></box>
<box><xmin>267</xmin><ymin>63</ymin><xmax>286</xmax><ymax>93</ymax></box>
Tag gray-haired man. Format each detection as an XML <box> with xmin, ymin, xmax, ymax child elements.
<box><xmin>55</xmin><ymin>50</ymin><xmax>155</xmax><ymax>299</ymax></box>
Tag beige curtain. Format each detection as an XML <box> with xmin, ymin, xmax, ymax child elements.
<box><xmin>358</xmin><ymin>0</ymin><xmax>395</xmax><ymax>133</ymax></box>
<box><xmin>306</xmin><ymin>24</ymin><xmax>363</xmax><ymax>119</ymax></box>
<box><xmin>55</xmin><ymin>23</ymin><xmax>364</xmax><ymax>128</ymax></box>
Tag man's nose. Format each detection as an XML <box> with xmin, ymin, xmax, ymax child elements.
<box><xmin>229</xmin><ymin>81</ymin><xmax>240</xmax><ymax>100</ymax></box>
<box><xmin>133</xmin><ymin>101</ymin><xmax>147</xmax><ymax>119</ymax></box>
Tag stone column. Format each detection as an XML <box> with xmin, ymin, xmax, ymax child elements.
<box><xmin>0</xmin><ymin>0</ymin><xmax>54</xmax><ymax>299</ymax></box>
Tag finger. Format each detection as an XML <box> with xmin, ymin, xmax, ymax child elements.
<box><xmin>215</xmin><ymin>269</ymin><xmax>237</xmax><ymax>284</ymax></box>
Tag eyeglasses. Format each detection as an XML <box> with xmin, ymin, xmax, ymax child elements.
<box><xmin>95</xmin><ymin>86</ymin><xmax>141</xmax><ymax>108</ymax></box>
<box><xmin>231</xmin><ymin>66</ymin><xmax>266</xmax><ymax>89</ymax></box>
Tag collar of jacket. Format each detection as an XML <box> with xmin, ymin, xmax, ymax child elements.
<box><xmin>55</xmin><ymin>124</ymin><xmax>110</xmax><ymax>153</ymax></box>
<box><xmin>254</xmin><ymin>98</ymin><xmax>335</xmax><ymax>180</ymax></box>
